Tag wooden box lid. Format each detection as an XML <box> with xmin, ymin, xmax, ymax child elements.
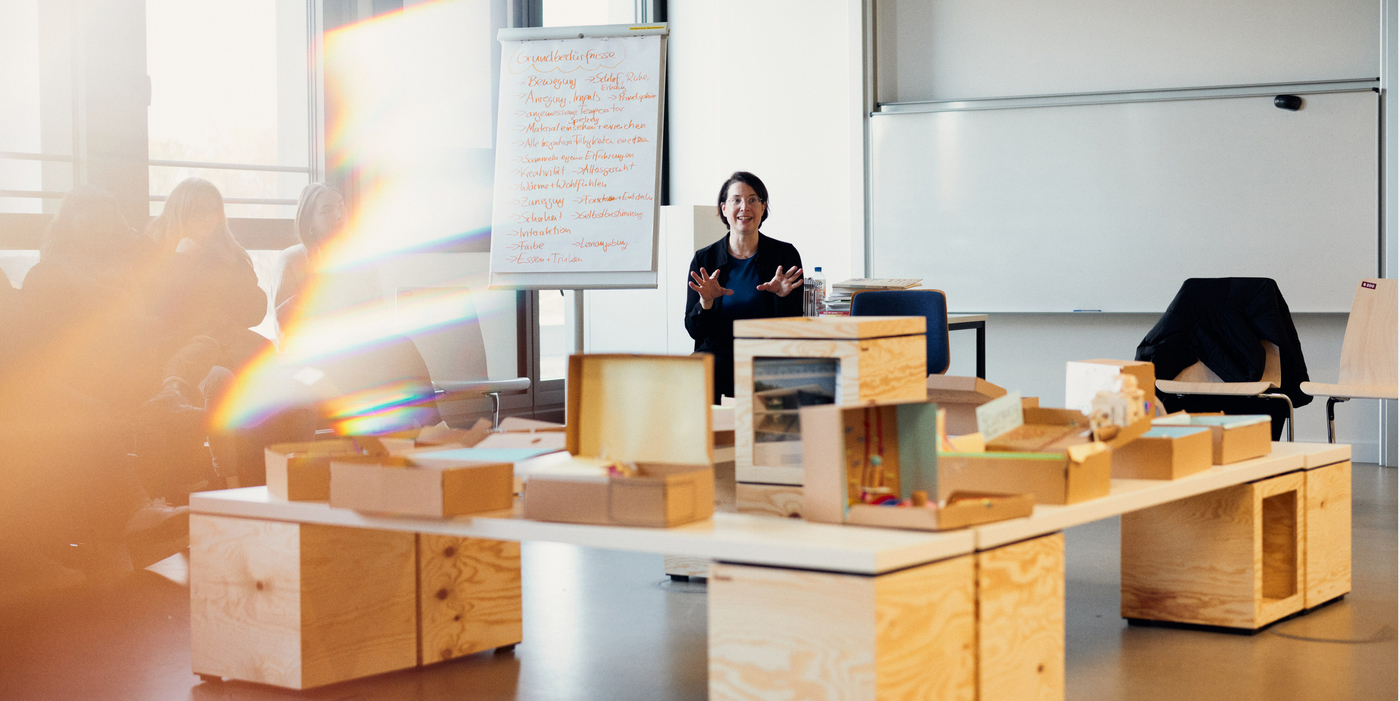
<box><xmin>734</xmin><ymin>315</ymin><xmax>925</xmax><ymax>340</ymax></box>
<box><xmin>566</xmin><ymin>354</ymin><xmax>714</xmax><ymax>466</ymax></box>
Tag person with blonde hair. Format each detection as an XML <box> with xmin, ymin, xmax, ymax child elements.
<box><xmin>145</xmin><ymin>177</ymin><xmax>270</xmax><ymax>372</ymax></box>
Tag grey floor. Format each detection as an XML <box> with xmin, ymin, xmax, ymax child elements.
<box><xmin>0</xmin><ymin>463</ymin><xmax>1393</xmax><ymax>701</ymax></box>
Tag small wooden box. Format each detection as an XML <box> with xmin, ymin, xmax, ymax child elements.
<box><xmin>1159</xmin><ymin>414</ymin><xmax>1272</xmax><ymax>464</ymax></box>
<box><xmin>926</xmin><ymin>375</ymin><xmax>1007</xmax><ymax>435</ymax></box>
<box><xmin>265</xmin><ymin>439</ymin><xmax>362</xmax><ymax>502</ymax></box>
<box><xmin>1110</xmin><ymin>425</ymin><xmax>1213</xmax><ymax>480</ymax></box>
<box><xmin>734</xmin><ymin>315</ymin><xmax>927</xmax><ymax>485</ymax></box>
<box><xmin>1121</xmin><ymin>471</ymin><xmax>1305</xmax><ymax>629</ymax></box>
<box><xmin>522</xmin><ymin>354</ymin><xmax>715</xmax><ymax>527</ymax></box>
<box><xmin>846</xmin><ymin>492</ymin><xmax>1033</xmax><ymax>531</ymax></box>
<box><xmin>937</xmin><ymin>447</ymin><xmax>1111</xmax><ymax>506</ymax></box>
<box><xmin>329</xmin><ymin>456</ymin><xmax>514</xmax><ymax>518</ymax></box>
<box><xmin>190</xmin><ymin>515</ymin><xmax>419</xmax><ymax>689</ymax></box>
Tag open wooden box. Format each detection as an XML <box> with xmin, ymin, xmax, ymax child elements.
<box><xmin>521</xmin><ymin>354</ymin><xmax>715</xmax><ymax>528</ymax></box>
<box><xmin>800</xmin><ymin>400</ymin><xmax>1031</xmax><ymax>530</ymax></box>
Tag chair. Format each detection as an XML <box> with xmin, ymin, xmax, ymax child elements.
<box><xmin>849</xmin><ymin>289</ymin><xmax>951</xmax><ymax>374</ymax></box>
<box><xmin>397</xmin><ymin>287</ymin><xmax>531</xmax><ymax>427</ymax></box>
<box><xmin>1300</xmin><ymin>278</ymin><xmax>1398</xmax><ymax>442</ymax></box>
<box><xmin>1156</xmin><ymin>340</ymin><xmax>1297</xmax><ymax>440</ymax></box>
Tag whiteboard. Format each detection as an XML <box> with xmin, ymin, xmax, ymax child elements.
<box><xmin>869</xmin><ymin>90</ymin><xmax>1379</xmax><ymax>312</ymax></box>
<box><xmin>489</xmin><ymin>24</ymin><xmax>667</xmax><ymax>289</ymax></box>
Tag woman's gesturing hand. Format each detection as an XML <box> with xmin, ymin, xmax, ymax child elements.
<box><xmin>688</xmin><ymin>267</ymin><xmax>734</xmax><ymax>309</ymax></box>
<box><xmin>756</xmin><ymin>265</ymin><xmax>804</xmax><ymax>298</ymax></box>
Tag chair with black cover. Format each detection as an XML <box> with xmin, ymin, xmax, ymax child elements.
<box><xmin>1137</xmin><ymin>278</ymin><xmax>1311</xmax><ymax>441</ymax></box>
<box><xmin>849</xmin><ymin>289</ymin><xmax>951</xmax><ymax>375</ymax></box>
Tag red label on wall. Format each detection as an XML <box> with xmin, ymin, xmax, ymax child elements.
<box><xmin>1362</xmin><ymin>281</ymin><xmax>1377</xmax><ymax>289</ymax></box>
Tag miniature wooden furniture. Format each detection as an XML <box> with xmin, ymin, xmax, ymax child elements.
<box><xmin>850</xmin><ymin>289</ymin><xmax>953</xmax><ymax>374</ymax></box>
<box><xmin>1156</xmin><ymin>340</ymin><xmax>1296</xmax><ymax>440</ymax></box>
<box><xmin>1299</xmin><ymin>278</ymin><xmax>1398</xmax><ymax>442</ymax></box>
<box><xmin>733</xmin><ymin>315</ymin><xmax>927</xmax><ymax>486</ymax></box>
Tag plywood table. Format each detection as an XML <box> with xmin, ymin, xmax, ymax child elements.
<box><xmin>190</xmin><ymin>488</ymin><xmax>975</xmax><ymax>697</ymax></box>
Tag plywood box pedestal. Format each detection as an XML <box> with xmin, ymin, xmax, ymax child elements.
<box><xmin>1303</xmin><ymin>460</ymin><xmax>1351</xmax><ymax>608</ymax></box>
<box><xmin>978</xmin><ymin>533</ymin><xmax>1065</xmax><ymax>701</ymax></box>
<box><xmin>1121</xmin><ymin>472</ymin><xmax>1306</xmax><ymax>629</ymax></box>
<box><xmin>190</xmin><ymin>514</ymin><xmax>521</xmax><ymax>689</ymax></box>
<box><xmin>709</xmin><ymin>556</ymin><xmax>976</xmax><ymax>701</ymax></box>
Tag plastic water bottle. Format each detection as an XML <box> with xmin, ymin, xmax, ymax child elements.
<box><xmin>811</xmin><ymin>267</ymin><xmax>827</xmax><ymax>315</ymax></box>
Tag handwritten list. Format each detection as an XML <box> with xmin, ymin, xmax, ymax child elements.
<box><xmin>491</xmin><ymin>34</ymin><xmax>663</xmax><ymax>273</ymax></box>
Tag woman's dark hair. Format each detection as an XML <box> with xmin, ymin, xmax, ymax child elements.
<box><xmin>716</xmin><ymin>171</ymin><xmax>769</xmax><ymax>227</ymax></box>
<box><xmin>40</xmin><ymin>185</ymin><xmax>138</xmax><ymax>263</ymax></box>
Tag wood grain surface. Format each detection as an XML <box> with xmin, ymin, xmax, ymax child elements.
<box><xmin>735</xmin><ymin>483</ymin><xmax>805</xmax><ymax>518</ymax></box>
<box><xmin>417</xmin><ymin>535</ymin><xmax>521</xmax><ymax>665</ymax></box>
<box><xmin>709</xmin><ymin>556</ymin><xmax>973</xmax><ymax>701</ymax></box>
<box><xmin>734</xmin><ymin>315</ymin><xmax>925</xmax><ymax>340</ymax></box>
<box><xmin>190</xmin><ymin>515</ymin><xmax>418</xmax><ymax>689</ymax></box>
<box><xmin>1304</xmin><ymin>461</ymin><xmax>1352</xmax><ymax>607</ymax></box>
<box><xmin>857</xmin><ymin>334</ymin><xmax>928</xmax><ymax>404</ymax></box>
<box><xmin>977</xmin><ymin>533</ymin><xmax>1064</xmax><ymax>701</ymax></box>
<box><xmin>1121</xmin><ymin>472</ymin><xmax>1305</xmax><ymax>629</ymax></box>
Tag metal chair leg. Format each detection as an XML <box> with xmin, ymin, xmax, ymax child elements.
<box><xmin>489</xmin><ymin>391</ymin><xmax>502</xmax><ymax>429</ymax></box>
<box><xmin>1260</xmin><ymin>393</ymin><xmax>1295</xmax><ymax>441</ymax></box>
<box><xmin>1325</xmin><ymin>397</ymin><xmax>1349</xmax><ymax>443</ymax></box>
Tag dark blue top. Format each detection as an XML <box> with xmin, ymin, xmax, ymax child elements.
<box><xmin>722</xmin><ymin>254</ymin><xmax>766</xmax><ymax>320</ymax></box>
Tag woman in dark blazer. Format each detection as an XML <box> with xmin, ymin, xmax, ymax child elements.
<box><xmin>685</xmin><ymin>171</ymin><xmax>805</xmax><ymax>402</ymax></box>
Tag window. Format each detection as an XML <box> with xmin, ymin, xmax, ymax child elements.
<box><xmin>146</xmin><ymin>0</ymin><xmax>313</xmax><ymax>219</ymax></box>
<box><xmin>0</xmin><ymin>0</ymin><xmax>76</xmax><ymax>216</ymax></box>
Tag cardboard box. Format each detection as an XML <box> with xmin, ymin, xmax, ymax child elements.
<box><xmin>497</xmin><ymin>416</ymin><xmax>565</xmax><ymax>433</ymax></box>
<box><xmin>266</xmin><ymin>438</ymin><xmax>388</xmax><ymax>502</ymax></box>
<box><xmin>522</xmin><ymin>354</ymin><xmax>716</xmax><ymax>527</ymax></box>
<box><xmin>522</xmin><ymin>462</ymin><xmax>714</xmax><ymax>527</ymax></box>
<box><xmin>984</xmin><ymin>407</ymin><xmax>1092</xmax><ymax>453</ymax></box>
<box><xmin>409</xmin><ymin>435</ymin><xmax>568</xmax><ymax>495</ymax></box>
<box><xmin>845</xmin><ymin>491</ymin><xmax>1034</xmax><ymax>531</ymax></box>
<box><xmin>926</xmin><ymin>375</ymin><xmax>1007</xmax><ymax>435</ymax></box>
<box><xmin>1111</xmin><ymin>425</ymin><xmax>1213</xmax><ymax>480</ymax></box>
<box><xmin>378</xmin><ymin>418</ymin><xmax>494</xmax><ymax>449</ymax></box>
<box><xmin>329</xmin><ymin>455</ymin><xmax>514</xmax><ymax>518</ymax></box>
<box><xmin>937</xmin><ymin>444</ymin><xmax>1112</xmax><ymax>505</ymax></box>
<box><xmin>1155</xmin><ymin>414</ymin><xmax>1272</xmax><ymax>464</ymax></box>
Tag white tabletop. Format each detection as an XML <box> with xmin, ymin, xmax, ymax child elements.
<box><xmin>947</xmin><ymin>314</ymin><xmax>989</xmax><ymax>324</ymax></box>
<box><xmin>191</xmin><ymin>487</ymin><xmax>973</xmax><ymax>576</ymax></box>
<box><xmin>971</xmin><ymin>442</ymin><xmax>1333</xmax><ymax>549</ymax></box>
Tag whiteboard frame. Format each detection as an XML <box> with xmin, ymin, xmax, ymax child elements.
<box><xmin>489</xmin><ymin>23</ymin><xmax>669</xmax><ymax>290</ymax></box>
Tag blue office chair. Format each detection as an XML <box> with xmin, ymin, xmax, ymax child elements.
<box><xmin>849</xmin><ymin>289</ymin><xmax>951</xmax><ymax>375</ymax></box>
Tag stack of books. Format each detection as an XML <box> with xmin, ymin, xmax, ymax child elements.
<box><xmin>821</xmin><ymin>278</ymin><xmax>922</xmax><ymax>315</ymax></box>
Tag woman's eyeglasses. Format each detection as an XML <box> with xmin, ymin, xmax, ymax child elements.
<box><xmin>726</xmin><ymin>196</ymin><xmax>763</xmax><ymax>207</ymax></box>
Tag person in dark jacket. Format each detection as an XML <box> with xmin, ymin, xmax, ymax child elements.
<box><xmin>686</xmin><ymin>172</ymin><xmax>805</xmax><ymax>402</ymax></box>
<box><xmin>1136</xmin><ymin>277</ymin><xmax>1311</xmax><ymax>439</ymax></box>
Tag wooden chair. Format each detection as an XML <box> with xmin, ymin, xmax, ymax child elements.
<box><xmin>1156</xmin><ymin>340</ymin><xmax>1297</xmax><ymax>440</ymax></box>
<box><xmin>1300</xmin><ymin>278</ymin><xmax>1398</xmax><ymax>442</ymax></box>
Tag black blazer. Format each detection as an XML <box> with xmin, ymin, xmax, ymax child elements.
<box><xmin>684</xmin><ymin>232</ymin><xmax>804</xmax><ymax>357</ymax></box>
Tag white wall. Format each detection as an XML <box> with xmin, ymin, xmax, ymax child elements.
<box><xmin>666</xmin><ymin>0</ymin><xmax>865</xmax><ymax>284</ymax></box>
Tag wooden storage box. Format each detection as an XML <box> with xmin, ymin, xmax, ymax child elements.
<box><xmin>937</xmin><ymin>447</ymin><xmax>1111</xmax><ymax>506</ymax></box>
<box><xmin>734</xmin><ymin>315</ymin><xmax>927</xmax><ymax>485</ymax></box>
<box><xmin>1121</xmin><ymin>471</ymin><xmax>1305</xmax><ymax>629</ymax></box>
<box><xmin>1304</xmin><ymin>458</ymin><xmax>1351</xmax><ymax>608</ymax></box>
<box><xmin>329</xmin><ymin>455</ymin><xmax>514</xmax><ymax>518</ymax></box>
<box><xmin>926</xmin><ymin>375</ymin><xmax>1007</xmax><ymax>435</ymax></box>
<box><xmin>1110</xmin><ymin>425</ymin><xmax>1213</xmax><ymax>480</ymax></box>
<box><xmin>1157</xmin><ymin>414</ymin><xmax>1272</xmax><ymax>464</ymax></box>
<box><xmin>846</xmin><ymin>492</ymin><xmax>1033</xmax><ymax>531</ymax></box>
<box><xmin>191</xmin><ymin>515</ymin><xmax>522</xmax><ymax>689</ymax></box>
<box><xmin>410</xmin><ymin>435</ymin><xmax>568</xmax><ymax>495</ymax></box>
<box><xmin>265</xmin><ymin>439</ymin><xmax>364</xmax><ymax>502</ymax></box>
<box><xmin>190</xmin><ymin>515</ymin><xmax>419</xmax><ymax>689</ymax></box>
<box><xmin>522</xmin><ymin>354</ymin><xmax>716</xmax><ymax>527</ymax></box>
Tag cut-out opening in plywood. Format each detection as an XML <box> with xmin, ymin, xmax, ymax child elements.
<box><xmin>573</xmin><ymin>355</ymin><xmax>711</xmax><ymax>465</ymax></box>
<box><xmin>1261</xmin><ymin>491</ymin><xmax>1298</xmax><ymax>601</ymax></box>
<box><xmin>752</xmin><ymin>357</ymin><xmax>839</xmax><ymax>469</ymax></box>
